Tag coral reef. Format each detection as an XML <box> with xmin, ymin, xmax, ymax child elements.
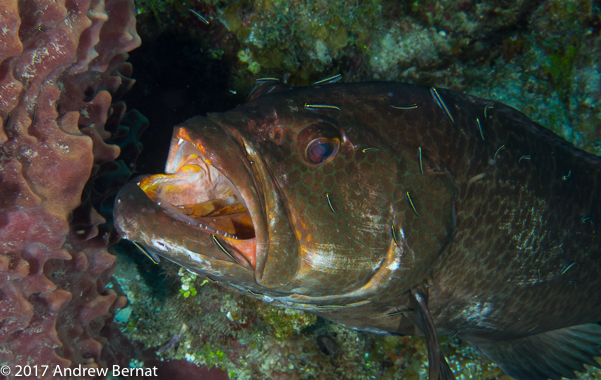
<box><xmin>0</xmin><ymin>0</ymin><xmax>140</xmax><ymax>376</ymax></box>
<box><xmin>131</xmin><ymin>0</ymin><xmax>600</xmax><ymax>156</ymax></box>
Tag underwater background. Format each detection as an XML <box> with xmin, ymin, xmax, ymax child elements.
<box><xmin>103</xmin><ymin>0</ymin><xmax>601</xmax><ymax>379</ymax></box>
<box><xmin>2</xmin><ymin>0</ymin><xmax>597</xmax><ymax>379</ymax></box>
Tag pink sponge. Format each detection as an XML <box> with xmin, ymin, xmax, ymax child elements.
<box><xmin>0</xmin><ymin>0</ymin><xmax>140</xmax><ymax>376</ymax></box>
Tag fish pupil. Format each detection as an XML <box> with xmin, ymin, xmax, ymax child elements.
<box><xmin>307</xmin><ymin>138</ymin><xmax>335</xmax><ymax>164</ymax></box>
<box><xmin>311</xmin><ymin>142</ymin><xmax>332</xmax><ymax>159</ymax></box>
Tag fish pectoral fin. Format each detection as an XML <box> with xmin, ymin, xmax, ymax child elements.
<box><xmin>474</xmin><ymin>323</ymin><xmax>601</xmax><ymax>380</ymax></box>
<box><xmin>407</xmin><ymin>288</ymin><xmax>455</xmax><ymax>380</ymax></box>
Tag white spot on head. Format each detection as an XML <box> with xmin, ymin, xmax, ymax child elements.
<box><xmin>387</xmin><ymin>257</ymin><xmax>400</xmax><ymax>271</ymax></box>
<box><xmin>174</xmin><ymin>246</ymin><xmax>221</xmax><ymax>276</ymax></box>
<box><xmin>153</xmin><ymin>240</ymin><xmax>169</xmax><ymax>252</ymax></box>
<box><xmin>178</xmin><ymin>138</ymin><xmax>184</xmax><ymax>146</ymax></box>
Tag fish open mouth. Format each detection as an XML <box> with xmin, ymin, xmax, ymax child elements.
<box><xmin>136</xmin><ymin>138</ymin><xmax>258</xmax><ymax>268</ymax></box>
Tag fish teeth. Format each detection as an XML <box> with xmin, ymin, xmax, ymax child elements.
<box><xmin>196</xmin><ymin>222</ymin><xmax>231</xmax><ymax>237</ymax></box>
<box><xmin>199</xmin><ymin>223</ymin><xmax>216</xmax><ymax>234</ymax></box>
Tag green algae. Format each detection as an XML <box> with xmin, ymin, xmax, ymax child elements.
<box><xmin>177</xmin><ymin>267</ymin><xmax>199</xmax><ymax>298</ymax></box>
<box><xmin>463</xmin><ymin>0</ymin><xmax>601</xmax><ymax>155</ymax></box>
<box><xmin>256</xmin><ymin>305</ymin><xmax>317</xmax><ymax>340</ymax></box>
<box><xmin>222</xmin><ymin>0</ymin><xmax>381</xmax><ymax>84</ymax></box>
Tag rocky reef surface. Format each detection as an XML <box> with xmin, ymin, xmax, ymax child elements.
<box><xmin>132</xmin><ymin>0</ymin><xmax>601</xmax><ymax>155</ymax></box>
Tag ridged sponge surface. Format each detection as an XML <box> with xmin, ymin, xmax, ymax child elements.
<box><xmin>0</xmin><ymin>0</ymin><xmax>140</xmax><ymax>377</ymax></box>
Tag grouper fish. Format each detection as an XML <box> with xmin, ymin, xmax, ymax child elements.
<box><xmin>114</xmin><ymin>82</ymin><xmax>601</xmax><ymax>380</ymax></box>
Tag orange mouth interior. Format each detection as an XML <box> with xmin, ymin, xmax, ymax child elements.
<box><xmin>138</xmin><ymin>140</ymin><xmax>257</xmax><ymax>268</ymax></box>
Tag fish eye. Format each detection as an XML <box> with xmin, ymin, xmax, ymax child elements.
<box><xmin>297</xmin><ymin>122</ymin><xmax>341</xmax><ymax>166</ymax></box>
<box><xmin>305</xmin><ymin>138</ymin><xmax>339</xmax><ymax>165</ymax></box>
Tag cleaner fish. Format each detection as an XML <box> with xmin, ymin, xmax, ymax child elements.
<box><xmin>114</xmin><ymin>82</ymin><xmax>601</xmax><ymax>380</ymax></box>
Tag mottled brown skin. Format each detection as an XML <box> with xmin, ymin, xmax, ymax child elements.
<box><xmin>114</xmin><ymin>82</ymin><xmax>601</xmax><ymax>376</ymax></box>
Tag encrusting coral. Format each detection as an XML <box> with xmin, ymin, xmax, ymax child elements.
<box><xmin>0</xmin><ymin>0</ymin><xmax>141</xmax><ymax>376</ymax></box>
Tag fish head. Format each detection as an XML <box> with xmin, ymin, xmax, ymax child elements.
<box><xmin>114</xmin><ymin>82</ymin><xmax>456</xmax><ymax>325</ymax></box>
